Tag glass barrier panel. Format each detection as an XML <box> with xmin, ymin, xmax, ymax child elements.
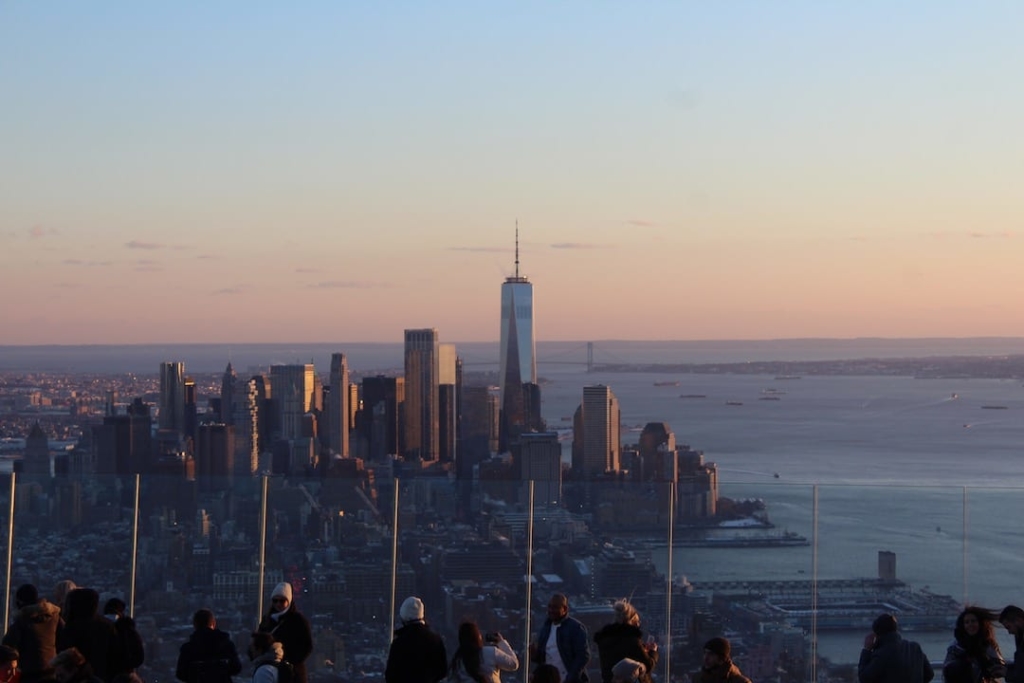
<box><xmin>814</xmin><ymin>484</ymin><xmax>964</xmax><ymax>676</ymax></box>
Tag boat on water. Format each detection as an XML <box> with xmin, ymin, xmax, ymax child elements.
<box><xmin>982</xmin><ymin>405</ymin><xmax>1009</xmax><ymax>410</ymax></box>
<box><xmin>648</xmin><ymin>531</ymin><xmax>810</xmax><ymax>549</ymax></box>
<box><xmin>725</xmin><ymin>400</ymin><xmax>743</xmax><ymax>406</ymax></box>
<box><xmin>774</xmin><ymin>375</ymin><xmax>802</xmax><ymax>380</ymax></box>
<box><xmin>679</xmin><ymin>394</ymin><xmax>707</xmax><ymax>399</ymax></box>
<box><xmin>654</xmin><ymin>380</ymin><xmax>680</xmax><ymax>387</ymax></box>
<box><xmin>759</xmin><ymin>396</ymin><xmax>781</xmax><ymax>401</ymax></box>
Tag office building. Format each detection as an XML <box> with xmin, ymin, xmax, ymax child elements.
<box><xmin>357</xmin><ymin>375</ymin><xmax>404</xmax><ymax>462</ymax></box>
<box><xmin>269</xmin><ymin>363</ymin><xmax>318</xmax><ymax>441</ymax></box>
<box><xmin>439</xmin><ymin>343</ymin><xmax>458</xmax><ymax>463</ymax></box>
<box><xmin>159</xmin><ymin>361</ymin><xmax>186</xmax><ymax>435</ymax></box>
<box><xmin>515</xmin><ymin>431</ymin><xmax>562</xmax><ymax>507</ymax></box>
<box><xmin>220</xmin><ymin>362</ymin><xmax>237</xmax><ymax>424</ymax></box>
<box><xmin>573</xmin><ymin>385</ymin><xmax>621</xmax><ymax>477</ymax></box>
<box><xmin>403</xmin><ymin>328</ymin><xmax>439</xmax><ymax>462</ymax></box>
<box><xmin>329</xmin><ymin>353</ymin><xmax>350</xmax><ymax>458</ymax></box>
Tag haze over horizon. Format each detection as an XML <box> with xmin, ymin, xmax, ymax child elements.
<box><xmin>3</xmin><ymin>3</ymin><xmax>1023</xmax><ymax>345</ymax></box>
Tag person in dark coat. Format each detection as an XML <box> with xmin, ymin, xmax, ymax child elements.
<box><xmin>102</xmin><ymin>599</ymin><xmax>143</xmax><ymax>676</ymax></box>
<box><xmin>593</xmin><ymin>600</ymin><xmax>657</xmax><ymax>683</ymax></box>
<box><xmin>859</xmin><ymin>613</ymin><xmax>935</xmax><ymax>683</ymax></box>
<box><xmin>0</xmin><ymin>645</ymin><xmax>19</xmax><ymax>683</ymax></box>
<box><xmin>256</xmin><ymin>584</ymin><xmax>312</xmax><ymax>683</ymax></box>
<box><xmin>56</xmin><ymin>589</ymin><xmax>121</xmax><ymax>683</ymax></box>
<box><xmin>1000</xmin><ymin>605</ymin><xmax>1024</xmax><ymax>683</ymax></box>
<box><xmin>384</xmin><ymin>596</ymin><xmax>447</xmax><ymax>683</ymax></box>
<box><xmin>691</xmin><ymin>637</ymin><xmax>751</xmax><ymax>683</ymax></box>
<box><xmin>175</xmin><ymin>609</ymin><xmax>241</xmax><ymax>683</ymax></box>
<box><xmin>3</xmin><ymin>584</ymin><xmax>61</xmax><ymax>683</ymax></box>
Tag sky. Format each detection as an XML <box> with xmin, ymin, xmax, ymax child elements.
<box><xmin>2</xmin><ymin>2</ymin><xmax>1023</xmax><ymax>345</ymax></box>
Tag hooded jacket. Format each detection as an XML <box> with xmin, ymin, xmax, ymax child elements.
<box><xmin>859</xmin><ymin>632</ymin><xmax>934</xmax><ymax>683</ymax></box>
<box><xmin>385</xmin><ymin>621</ymin><xmax>448</xmax><ymax>683</ymax></box>
<box><xmin>57</xmin><ymin>589</ymin><xmax>122</xmax><ymax>683</ymax></box>
<box><xmin>2</xmin><ymin>598</ymin><xmax>61</xmax><ymax>682</ymax></box>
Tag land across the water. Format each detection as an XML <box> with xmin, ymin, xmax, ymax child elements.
<box><xmin>593</xmin><ymin>354</ymin><xmax>1024</xmax><ymax>380</ymax></box>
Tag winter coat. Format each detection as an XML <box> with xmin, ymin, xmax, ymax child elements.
<box><xmin>593</xmin><ymin>623</ymin><xmax>657</xmax><ymax>683</ymax></box>
<box><xmin>943</xmin><ymin>639</ymin><xmax>1005</xmax><ymax>683</ymax></box>
<box><xmin>113</xmin><ymin>616</ymin><xmax>145</xmax><ymax>675</ymax></box>
<box><xmin>175</xmin><ymin>627</ymin><xmax>242</xmax><ymax>683</ymax></box>
<box><xmin>57</xmin><ymin>589</ymin><xmax>123</xmax><ymax>683</ymax></box>
<box><xmin>252</xmin><ymin>643</ymin><xmax>285</xmax><ymax>683</ymax></box>
<box><xmin>449</xmin><ymin>639</ymin><xmax>519</xmax><ymax>683</ymax></box>
<box><xmin>533</xmin><ymin>617</ymin><xmax>591</xmax><ymax>683</ymax></box>
<box><xmin>385</xmin><ymin>621</ymin><xmax>448</xmax><ymax>683</ymax></box>
<box><xmin>691</xmin><ymin>662</ymin><xmax>752</xmax><ymax>683</ymax></box>
<box><xmin>859</xmin><ymin>632</ymin><xmax>935</xmax><ymax>683</ymax></box>
<box><xmin>2</xmin><ymin>599</ymin><xmax>61</xmax><ymax>682</ymax></box>
<box><xmin>257</xmin><ymin>606</ymin><xmax>312</xmax><ymax>683</ymax></box>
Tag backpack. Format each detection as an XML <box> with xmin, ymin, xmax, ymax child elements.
<box><xmin>258</xmin><ymin>660</ymin><xmax>294</xmax><ymax>683</ymax></box>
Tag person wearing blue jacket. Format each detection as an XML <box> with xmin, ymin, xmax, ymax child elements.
<box><xmin>531</xmin><ymin>594</ymin><xmax>590</xmax><ymax>683</ymax></box>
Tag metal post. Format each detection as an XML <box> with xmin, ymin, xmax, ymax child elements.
<box><xmin>523</xmin><ymin>481</ymin><xmax>536</xmax><ymax>682</ymax></box>
<box><xmin>664</xmin><ymin>481</ymin><xmax>675</xmax><ymax>679</ymax></box>
<box><xmin>963</xmin><ymin>486</ymin><xmax>969</xmax><ymax>604</ymax></box>
<box><xmin>811</xmin><ymin>485</ymin><xmax>819</xmax><ymax>683</ymax></box>
<box><xmin>129</xmin><ymin>474</ymin><xmax>141</xmax><ymax>617</ymax></box>
<box><xmin>3</xmin><ymin>472</ymin><xmax>16</xmax><ymax>630</ymax></box>
<box><xmin>389</xmin><ymin>478</ymin><xmax>401</xmax><ymax>645</ymax></box>
<box><xmin>257</xmin><ymin>474</ymin><xmax>269</xmax><ymax>624</ymax></box>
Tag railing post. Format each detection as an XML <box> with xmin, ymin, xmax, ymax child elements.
<box><xmin>664</xmin><ymin>481</ymin><xmax>675</xmax><ymax>680</ymax></box>
<box><xmin>129</xmin><ymin>474</ymin><xmax>141</xmax><ymax>617</ymax></box>
<box><xmin>257</xmin><ymin>474</ymin><xmax>269</xmax><ymax>624</ymax></box>
<box><xmin>389</xmin><ymin>478</ymin><xmax>401</xmax><ymax>648</ymax></box>
<box><xmin>811</xmin><ymin>485</ymin><xmax>819</xmax><ymax>683</ymax></box>
<box><xmin>3</xmin><ymin>472</ymin><xmax>16</xmax><ymax>630</ymax></box>
<box><xmin>963</xmin><ymin>486</ymin><xmax>969</xmax><ymax>604</ymax></box>
<box><xmin>524</xmin><ymin>480</ymin><xmax>535</xmax><ymax>682</ymax></box>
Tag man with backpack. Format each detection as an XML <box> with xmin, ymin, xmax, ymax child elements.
<box><xmin>176</xmin><ymin>609</ymin><xmax>242</xmax><ymax>683</ymax></box>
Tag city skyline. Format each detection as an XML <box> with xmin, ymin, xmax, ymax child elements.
<box><xmin>3</xmin><ymin>3</ymin><xmax>1024</xmax><ymax>344</ymax></box>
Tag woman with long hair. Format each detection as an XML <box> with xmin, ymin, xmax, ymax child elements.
<box><xmin>593</xmin><ymin>600</ymin><xmax>657</xmax><ymax>683</ymax></box>
<box><xmin>448</xmin><ymin>622</ymin><xmax>518</xmax><ymax>683</ymax></box>
<box><xmin>943</xmin><ymin>606</ymin><xmax>1005</xmax><ymax>683</ymax></box>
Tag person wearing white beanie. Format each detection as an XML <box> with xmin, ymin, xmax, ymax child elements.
<box><xmin>256</xmin><ymin>582</ymin><xmax>312</xmax><ymax>683</ymax></box>
<box><xmin>385</xmin><ymin>596</ymin><xmax>448</xmax><ymax>683</ymax></box>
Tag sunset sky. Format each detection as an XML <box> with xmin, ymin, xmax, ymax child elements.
<box><xmin>2</xmin><ymin>2</ymin><xmax>1023</xmax><ymax>345</ymax></box>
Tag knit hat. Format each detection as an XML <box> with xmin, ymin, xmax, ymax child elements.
<box><xmin>272</xmin><ymin>582</ymin><xmax>293</xmax><ymax>603</ymax></box>
<box><xmin>612</xmin><ymin>658</ymin><xmax>645</xmax><ymax>682</ymax></box>
<box><xmin>400</xmin><ymin>596</ymin><xmax>425</xmax><ymax>622</ymax></box>
<box><xmin>704</xmin><ymin>637</ymin><xmax>731</xmax><ymax>660</ymax></box>
<box><xmin>15</xmin><ymin>584</ymin><xmax>38</xmax><ymax>606</ymax></box>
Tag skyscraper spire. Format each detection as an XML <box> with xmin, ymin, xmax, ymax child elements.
<box><xmin>515</xmin><ymin>219</ymin><xmax>520</xmax><ymax>279</ymax></box>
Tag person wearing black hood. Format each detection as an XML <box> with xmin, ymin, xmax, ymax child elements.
<box><xmin>175</xmin><ymin>609</ymin><xmax>241</xmax><ymax>683</ymax></box>
<box><xmin>256</xmin><ymin>583</ymin><xmax>311</xmax><ymax>683</ymax></box>
<box><xmin>594</xmin><ymin>600</ymin><xmax>657</xmax><ymax>683</ymax></box>
<box><xmin>859</xmin><ymin>613</ymin><xmax>934</xmax><ymax>683</ymax></box>
<box><xmin>56</xmin><ymin>589</ymin><xmax>121</xmax><ymax>683</ymax></box>
<box><xmin>102</xmin><ymin>599</ymin><xmax>143</xmax><ymax>677</ymax></box>
<box><xmin>3</xmin><ymin>584</ymin><xmax>61</xmax><ymax>683</ymax></box>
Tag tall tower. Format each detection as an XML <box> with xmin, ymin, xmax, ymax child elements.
<box><xmin>404</xmin><ymin>328</ymin><xmax>439</xmax><ymax>461</ymax></box>
<box><xmin>159</xmin><ymin>361</ymin><xmax>186</xmax><ymax>435</ymax></box>
<box><xmin>220</xmin><ymin>362</ymin><xmax>237</xmax><ymax>424</ymax></box>
<box><xmin>499</xmin><ymin>226</ymin><xmax>538</xmax><ymax>449</ymax></box>
<box><xmin>329</xmin><ymin>352</ymin><xmax>350</xmax><ymax>458</ymax></box>
<box><xmin>269</xmin><ymin>363</ymin><xmax>317</xmax><ymax>441</ymax></box>
<box><xmin>577</xmin><ymin>384</ymin><xmax>621</xmax><ymax>477</ymax></box>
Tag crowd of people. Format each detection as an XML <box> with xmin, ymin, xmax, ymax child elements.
<box><xmin>10</xmin><ymin>581</ymin><xmax>1024</xmax><ymax>683</ymax></box>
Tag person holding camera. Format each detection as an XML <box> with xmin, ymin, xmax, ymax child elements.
<box><xmin>448</xmin><ymin>622</ymin><xmax>518</xmax><ymax>683</ymax></box>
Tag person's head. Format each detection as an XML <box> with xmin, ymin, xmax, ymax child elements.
<box><xmin>872</xmin><ymin>613</ymin><xmax>899</xmax><ymax>637</ymax></box>
<box><xmin>249</xmin><ymin>632</ymin><xmax>275</xmax><ymax>661</ymax></box>
<box><xmin>52</xmin><ymin>581</ymin><xmax>76</xmax><ymax>610</ymax></box>
<box><xmin>944</xmin><ymin>658</ymin><xmax>974</xmax><ymax>683</ymax></box>
<box><xmin>14</xmin><ymin>584</ymin><xmax>38</xmax><ymax>609</ymax></box>
<box><xmin>703</xmin><ymin>637</ymin><xmax>731</xmax><ymax>669</ymax></box>
<box><xmin>531</xmin><ymin>664</ymin><xmax>561</xmax><ymax>683</ymax></box>
<box><xmin>611</xmin><ymin>658</ymin><xmax>644</xmax><ymax>683</ymax></box>
<box><xmin>192</xmin><ymin>608</ymin><xmax>216</xmax><ymax>630</ymax></box>
<box><xmin>457</xmin><ymin>622</ymin><xmax>484</xmax><ymax>652</ymax></box>
<box><xmin>955</xmin><ymin>606</ymin><xmax>998</xmax><ymax>645</ymax></box>
<box><xmin>103</xmin><ymin>598</ymin><xmax>126</xmax><ymax>619</ymax></box>
<box><xmin>613</xmin><ymin>599</ymin><xmax>639</xmax><ymax>627</ymax></box>
<box><xmin>400</xmin><ymin>596</ymin><xmax>425</xmax><ymax>624</ymax></box>
<box><xmin>547</xmin><ymin>594</ymin><xmax>569</xmax><ymax>623</ymax></box>
<box><xmin>271</xmin><ymin>583</ymin><xmax>292</xmax><ymax>612</ymax></box>
<box><xmin>0</xmin><ymin>645</ymin><xmax>19</xmax><ymax>683</ymax></box>
<box><xmin>1000</xmin><ymin>605</ymin><xmax>1024</xmax><ymax>636</ymax></box>
<box><xmin>50</xmin><ymin>648</ymin><xmax>87</xmax><ymax>683</ymax></box>
<box><xmin>64</xmin><ymin>589</ymin><xmax>99</xmax><ymax>622</ymax></box>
